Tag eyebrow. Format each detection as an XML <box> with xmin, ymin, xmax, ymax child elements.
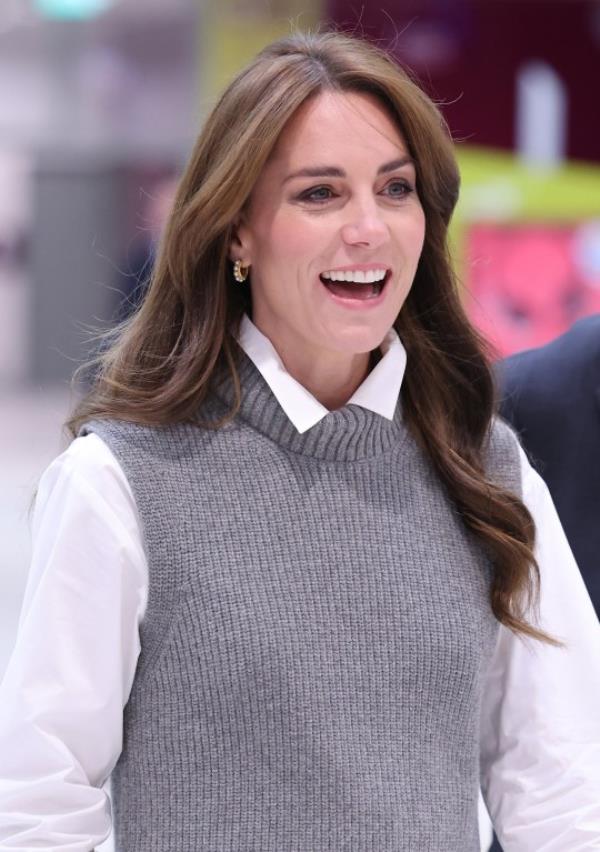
<box><xmin>282</xmin><ymin>156</ymin><xmax>415</xmax><ymax>185</ymax></box>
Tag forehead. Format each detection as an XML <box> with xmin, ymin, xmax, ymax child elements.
<box><xmin>269</xmin><ymin>90</ymin><xmax>409</xmax><ymax>167</ymax></box>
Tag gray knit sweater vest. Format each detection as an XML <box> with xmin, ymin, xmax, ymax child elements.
<box><xmin>81</xmin><ymin>347</ymin><xmax>521</xmax><ymax>852</ymax></box>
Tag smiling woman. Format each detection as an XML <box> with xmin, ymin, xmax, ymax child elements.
<box><xmin>1</xmin><ymin>27</ymin><xmax>599</xmax><ymax>852</ymax></box>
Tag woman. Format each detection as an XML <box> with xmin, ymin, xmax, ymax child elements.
<box><xmin>0</xmin><ymin>30</ymin><xmax>598</xmax><ymax>852</ymax></box>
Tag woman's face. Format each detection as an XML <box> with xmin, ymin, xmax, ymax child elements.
<box><xmin>230</xmin><ymin>90</ymin><xmax>426</xmax><ymax>372</ymax></box>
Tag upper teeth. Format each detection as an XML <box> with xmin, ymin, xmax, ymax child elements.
<box><xmin>321</xmin><ymin>269</ymin><xmax>387</xmax><ymax>283</ymax></box>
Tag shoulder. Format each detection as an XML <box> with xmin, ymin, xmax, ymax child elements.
<box><xmin>485</xmin><ymin>414</ymin><xmax>520</xmax><ymax>450</ymax></box>
<box><xmin>42</xmin><ymin>432</ymin><xmax>126</xmax><ymax>490</ymax></box>
<box><xmin>78</xmin><ymin>417</ymin><xmax>215</xmax><ymax>467</ymax></box>
<box><xmin>76</xmin><ymin>417</ymin><xmax>227</xmax><ymax>520</ymax></box>
<box><xmin>567</xmin><ymin>313</ymin><xmax>600</xmax><ymax>355</ymax></box>
<box><xmin>79</xmin><ymin>417</ymin><xmax>161</xmax><ymax>453</ymax></box>
<box><xmin>38</xmin><ymin>433</ymin><xmax>134</xmax><ymax>508</ymax></box>
<box><xmin>32</xmin><ymin>433</ymin><xmax>139</xmax><ymax>548</ymax></box>
<box><xmin>499</xmin><ymin>313</ymin><xmax>600</xmax><ymax>395</ymax></box>
<box><xmin>483</xmin><ymin>416</ymin><xmax>523</xmax><ymax>496</ymax></box>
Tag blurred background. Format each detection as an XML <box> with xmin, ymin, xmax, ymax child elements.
<box><xmin>0</xmin><ymin>1</ymin><xmax>599</xmax><ymax>850</ymax></box>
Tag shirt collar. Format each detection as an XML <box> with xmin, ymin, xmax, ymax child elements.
<box><xmin>235</xmin><ymin>313</ymin><xmax>407</xmax><ymax>435</ymax></box>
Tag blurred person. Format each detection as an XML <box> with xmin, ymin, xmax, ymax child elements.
<box><xmin>487</xmin><ymin>313</ymin><xmax>600</xmax><ymax>852</ymax></box>
<box><xmin>0</xmin><ymin>30</ymin><xmax>599</xmax><ymax>852</ymax></box>
<box><xmin>499</xmin><ymin>313</ymin><xmax>600</xmax><ymax>609</ymax></box>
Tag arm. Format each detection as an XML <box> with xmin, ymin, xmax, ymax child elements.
<box><xmin>0</xmin><ymin>434</ymin><xmax>147</xmax><ymax>851</ymax></box>
<box><xmin>480</xmin><ymin>444</ymin><xmax>600</xmax><ymax>851</ymax></box>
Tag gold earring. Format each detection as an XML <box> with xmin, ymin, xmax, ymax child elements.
<box><xmin>233</xmin><ymin>259</ymin><xmax>249</xmax><ymax>283</ymax></box>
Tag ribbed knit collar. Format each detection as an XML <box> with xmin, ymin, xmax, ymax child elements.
<box><xmin>210</xmin><ymin>314</ymin><xmax>408</xmax><ymax>462</ymax></box>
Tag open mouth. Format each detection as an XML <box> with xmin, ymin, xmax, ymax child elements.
<box><xmin>319</xmin><ymin>269</ymin><xmax>391</xmax><ymax>301</ymax></box>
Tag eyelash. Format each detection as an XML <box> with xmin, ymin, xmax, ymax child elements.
<box><xmin>299</xmin><ymin>179</ymin><xmax>415</xmax><ymax>204</ymax></box>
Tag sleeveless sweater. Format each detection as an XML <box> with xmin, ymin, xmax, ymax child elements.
<box><xmin>81</xmin><ymin>347</ymin><xmax>521</xmax><ymax>852</ymax></box>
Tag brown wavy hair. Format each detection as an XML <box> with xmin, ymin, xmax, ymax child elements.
<box><xmin>67</xmin><ymin>29</ymin><xmax>557</xmax><ymax>645</ymax></box>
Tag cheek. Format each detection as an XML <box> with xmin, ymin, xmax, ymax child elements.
<box><xmin>260</xmin><ymin>210</ymin><xmax>327</xmax><ymax>266</ymax></box>
<box><xmin>400</xmin><ymin>211</ymin><xmax>426</xmax><ymax>259</ymax></box>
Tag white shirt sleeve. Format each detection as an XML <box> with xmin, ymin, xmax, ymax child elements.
<box><xmin>0</xmin><ymin>433</ymin><xmax>148</xmax><ymax>851</ymax></box>
<box><xmin>480</xmin><ymin>443</ymin><xmax>600</xmax><ymax>851</ymax></box>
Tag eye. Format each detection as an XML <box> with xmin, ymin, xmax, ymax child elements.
<box><xmin>299</xmin><ymin>186</ymin><xmax>336</xmax><ymax>203</ymax></box>
<box><xmin>384</xmin><ymin>179</ymin><xmax>414</xmax><ymax>198</ymax></box>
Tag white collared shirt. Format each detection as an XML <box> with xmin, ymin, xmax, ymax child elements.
<box><xmin>0</xmin><ymin>314</ymin><xmax>599</xmax><ymax>851</ymax></box>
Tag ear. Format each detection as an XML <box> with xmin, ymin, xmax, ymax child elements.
<box><xmin>228</xmin><ymin>213</ymin><xmax>252</xmax><ymax>264</ymax></box>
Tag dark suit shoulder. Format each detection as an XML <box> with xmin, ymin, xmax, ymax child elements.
<box><xmin>499</xmin><ymin>313</ymin><xmax>600</xmax><ymax>403</ymax></box>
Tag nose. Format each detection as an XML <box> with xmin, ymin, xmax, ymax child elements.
<box><xmin>340</xmin><ymin>196</ymin><xmax>388</xmax><ymax>248</ymax></box>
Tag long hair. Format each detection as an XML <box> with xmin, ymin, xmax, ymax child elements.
<box><xmin>67</xmin><ymin>29</ymin><xmax>556</xmax><ymax>645</ymax></box>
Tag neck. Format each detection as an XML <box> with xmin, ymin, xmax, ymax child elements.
<box><xmin>244</xmin><ymin>310</ymin><xmax>382</xmax><ymax>411</ymax></box>
<box><xmin>264</xmin><ymin>341</ymin><xmax>380</xmax><ymax>413</ymax></box>
<box><xmin>283</xmin><ymin>348</ymin><xmax>383</xmax><ymax>411</ymax></box>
